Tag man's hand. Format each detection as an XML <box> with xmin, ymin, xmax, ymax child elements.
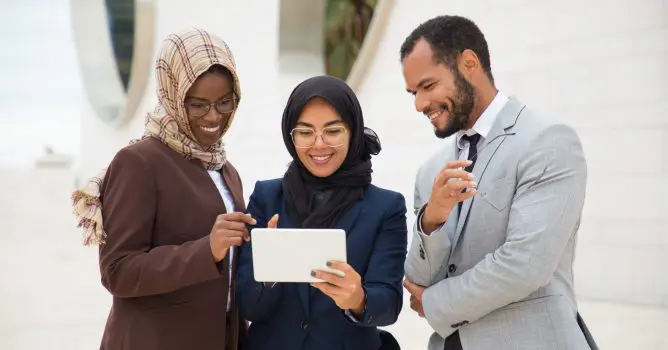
<box><xmin>422</xmin><ymin>160</ymin><xmax>477</xmax><ymax>234</ymax></box>
<box><xmin>311</xmin><ymin>261</ymin><xmax>366</xmax><ymax>317</ymax></box>
<box><xmin>404</xmin><ymin>278</ymin><xmax>425</xmax><ymax>317</ymax></box>
<box><xmin>209</xmin><ymin>212</ymin><xmax>256</xmax><ymax>262</ymax></box>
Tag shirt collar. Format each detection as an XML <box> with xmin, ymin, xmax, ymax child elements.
<box><xmin>457</xmin><ymin>91</ymin><xmax>508</xmax><ymax>148</ymax></box>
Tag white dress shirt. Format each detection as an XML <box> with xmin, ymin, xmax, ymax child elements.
<box><xmin>455</xmin><ymin>90</ymin><xmax>509</xmax><ymax>160</ymax></box>
<box><xmin>207</xmin><ymin>170</ymin><xmax>235</xmax><ymax>311</ymax></box>
<box><xmin>417</xmin><ymin>91</ymin><xmax>509</xmax><ymax>234</ymax></box>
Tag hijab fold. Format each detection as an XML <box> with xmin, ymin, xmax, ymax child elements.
<box><xmin>72</xmin><ymin>28</ymin><xmax>241</xmax><ymax>246</ymax></box>
<box><xmin>281</xmin><ymin>75</ymin><xmax>381</xmax><ymax>228</ymax></box>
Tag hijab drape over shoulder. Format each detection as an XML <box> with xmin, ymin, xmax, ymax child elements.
<box><xmin>281</xmin><ymin>75</ymin><xmax>381</xmax><ymax>228</ymax></box>
<box><xmin>72</xmin><ymin>28</ymin><xmax>242</xmax><ymax>246</ymax></box>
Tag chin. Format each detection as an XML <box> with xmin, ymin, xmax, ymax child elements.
<box><xmin>196</xmin><ymin>134</ymin><xmax>221</xmax><ymax>147</ymax></box>
<box><xmin>307</xmin><ymin>167</ymin><xmax>336</xmax><ymax>178</ymax></box>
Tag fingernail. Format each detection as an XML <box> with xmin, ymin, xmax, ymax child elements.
<box><xmin>326</xmin><ymin>261</ymin><xmax>332</xmax><ymax>267</ymax></box>
<box><xmin>471</xmin><ymin>181</ymin><xmax>477</xmax><ymax>187</ymax></box>
<box><xmin>251</xmin><ymin>219</ymin><xmax>257</xmax><ymax>224</ymax></box>
<box><xmin>310</xmin><ymin>270</ymin><xmax>316</xmax><ymax>277</ymax></box>
<box><xmin>466</xmin><ymin>160</ymin><xmax>473</xmax><ymax>165</ymax></box>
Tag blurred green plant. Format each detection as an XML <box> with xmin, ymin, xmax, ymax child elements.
<box><xmin>325</xmin><ymin>0</ymin><xmax>378</xmax><ymax>80</ymax></box>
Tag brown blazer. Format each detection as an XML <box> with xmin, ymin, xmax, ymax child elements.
<box><xmin>98</xmin><ymin>137</ymin><xmax>247</xmax><ymax>350</ymax></box>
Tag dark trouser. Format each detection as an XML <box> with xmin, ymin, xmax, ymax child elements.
<box><xmin>443</xmin><ymin>331</ymin><xmax>462</xmax><ymax>350</ymax></box>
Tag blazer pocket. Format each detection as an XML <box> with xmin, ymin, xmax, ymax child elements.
<box><xmin>479</xmin><ymin>176</ymin><xmax>516</xmax><ymax>211</ymax></box>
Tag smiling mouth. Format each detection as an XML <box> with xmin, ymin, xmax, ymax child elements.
<box><xmin>199</xmin><ymin>125</ymin><xmax>221</xmax><ymax>134</ymax></box>
<box><xmin>310</xmin><ymin>154</ymin><xmax>332</xmax><ymax>165</ymax></box>
<box><xmin>427</xmin><ymin>109</ymin><xmax>444</xmax><ymax>121</ymax></box>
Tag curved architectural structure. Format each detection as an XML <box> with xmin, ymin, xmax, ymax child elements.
<box><xmin>74</xmin><ymin>0</ymin><xmax>283</xmax><ymax>189</ymax></box>
<box><xmin>345</xmin><ymin>0</ymin><xmax>395</xmax><ymax>91</ymax></box>
<box><xmin>278</xmin><ymin>0</ymin><xmax>326</xmax><ymax>102</ymax></box>
<box><xmin>71</xmin><ymin>0</ymin><xmax>155</xmax><ymax>127</ymax></box>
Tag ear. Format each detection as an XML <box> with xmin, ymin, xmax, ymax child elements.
<box><xmin>458</xmin><ymin>49</ymin><xmax>481</xmax><ymax>78</ymax></box>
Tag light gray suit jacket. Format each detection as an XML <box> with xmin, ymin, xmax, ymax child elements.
<box><xmin>405</xmin><ymin>98</ymin><xmax>591</xmax><ymax>350</ymax></box>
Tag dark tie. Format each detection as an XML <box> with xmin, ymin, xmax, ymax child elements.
<box><xmin>457</xmin><ymin>133</ymin><xmax>481</xmax><ymax>215</ymax></box>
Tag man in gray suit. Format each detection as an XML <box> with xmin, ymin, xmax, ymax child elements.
<box><xmin>400</xmin><ymin>15</ymin><xmax>596</xmax><ymax>350</ymax></box>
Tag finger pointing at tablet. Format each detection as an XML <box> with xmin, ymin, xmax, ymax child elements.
<box><xmin>209</xmin><ymin>212</ymin><xmax>256</xmax><ymax>262</ymax></box>
<box><xmin>267</xmin><ymin>214</ymin><xmax>279</xmax><ymax>229</ymax></box>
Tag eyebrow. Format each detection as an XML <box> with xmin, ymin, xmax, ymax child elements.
<box><xmin>185</xmin><ymin>91</ymin><xmax>234</xmax><ymax>101</ymax></box>
<box><xmin>406</xmin><ymin>78</ymin><xmax>434</xmax><ymax>94</ymax></box>
<box><xmin>296</xmin><ymin>120</ymin><xmax>344</xmax><ymax>128</ymax></box>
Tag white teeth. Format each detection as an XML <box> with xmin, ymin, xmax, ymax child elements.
<box><xmin>428</xmin><ymin>110</ymin><xmax>442</xmax><ymax>120</ymax></box>
<box><xmin>312</xmin><ymin>155</ymin><xmax>331</xmax><ymax>161</ymax></box>
<box><xmin>200</xmin><ymin>125</ymin><xmax>220</xmax><ymax>133</ymax></box>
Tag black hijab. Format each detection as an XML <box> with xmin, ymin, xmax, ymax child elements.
<box><xmin>281</xmin><ymin>75</ymin><xmax>381</xmax><ymax>228</ymax></box>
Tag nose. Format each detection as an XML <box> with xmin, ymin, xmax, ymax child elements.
<box><xmin>312</xmin><ymin>133</ymin><xmax>326</xmax><ymax>148</ymax></box>
<box><xmin>414</xmin><ymin>92</ymin><xmax>429</xmax><ymax>113</ymax></box>
<box><xmin>202</xmin><ymin>106</ymin><xmax>222</xmax><ymax>122</ymax></box>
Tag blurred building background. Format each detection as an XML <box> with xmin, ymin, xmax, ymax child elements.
<box><xmin>0</xmin><ymin>0</ymin><xmax>667</xmax><ymax>349</ymax></box>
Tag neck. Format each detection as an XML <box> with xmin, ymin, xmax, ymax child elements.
<box><xmin>465</xmin><ymin>83</ymin><xmax>498</xmax><ymax>130</ymax></box>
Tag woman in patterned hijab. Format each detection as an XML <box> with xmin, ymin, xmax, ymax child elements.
<box><xmin>72</xmin><ymin>28</ymin><xmax>252</xmax><ymax>350</ymax></box>
<box><xmin>73</xmin><ymin>28</ymin><xmax>242</xmax><ymax>245</ymax></box>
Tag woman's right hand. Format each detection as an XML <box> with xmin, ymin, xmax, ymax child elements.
<box><xmin>209</xmin><ymin>212</ymin><xmax>257</xmax><ymax>262</ymax></box>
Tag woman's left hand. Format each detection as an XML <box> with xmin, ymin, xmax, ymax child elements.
<box><xmin>311</xmin><ymin>261</ymin><xmax>366</xmax><ymax>315</ymax></box>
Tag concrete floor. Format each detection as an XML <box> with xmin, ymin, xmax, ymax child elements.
<box><xmin>1</xmin><ymin>167</ymin><xmax>667</xmax><ymax>349</ymax></box>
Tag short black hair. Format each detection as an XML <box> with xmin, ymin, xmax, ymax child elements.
<box><xmin>400</xmin><ymin>15</ymin><xmax>494</xmax><ymax>83</ymax></box>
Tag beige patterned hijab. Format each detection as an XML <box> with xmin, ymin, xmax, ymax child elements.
<box><xmin>72</xmin><ymin>28</ymin><xmax>241</xmax><ymax>246</ymax></box>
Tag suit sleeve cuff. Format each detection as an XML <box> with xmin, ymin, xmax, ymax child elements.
<box><xmin>344</xmin><ymin>309</ymin><xmax>361</xmax><ymax>323</ymax></box>
<box><xmin>416</xmin><ymin>204</ymin><xmax>445</xmax><ymax>237</ymax></box>
<box><xmin>422</xmin><ymin>284</ymin><xmax>458</xmax><ymax>339</ymax></box>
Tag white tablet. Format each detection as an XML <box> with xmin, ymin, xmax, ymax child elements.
<box><xmin>250</xmin><ymin>228</ymin><xmax>347</xmax><ymax>283</ymax></box>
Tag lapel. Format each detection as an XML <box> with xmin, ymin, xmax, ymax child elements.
<box><xmin>219</xmin><ymin>163</ymin><xmax>245</xmax><ymax>340</ymax></box>
<box><xmin>273</xmin><ymin>205</ymin><xmax>313</xmax><ymax>315</ymax></box>
<box><xmin>441</xmin><ymin>140</ymin><xmax>461</xmax><ymax>240</ymax></box>
<box><xmin>333</xmin><ymin>200</ymin><xmax>363</xmax><ymax>238</ymax></box>
<box><xmin>309</xmin><ymin>201</ymin><xmax>363</xmax><ymax>299</ymax></box>
<box><xmin>285</xmin><ymin>196</ymin><xmax>364</xmax><ymax>315</ymax></box>
<box><xmin>452</xmin><ymin>98</ymin><xmax>525</xmax><ymax>250</ymax></box>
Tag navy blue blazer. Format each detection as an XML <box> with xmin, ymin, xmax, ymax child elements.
<box><xmin>236</xmin><ymin>179</ymin><xmax>408</xmax><ymax>350</ymax></box>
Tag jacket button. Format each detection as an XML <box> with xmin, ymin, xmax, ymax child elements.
<box><xmin>448</xmin><ymin>264</ymin><xmax>456</xmax><ymax>273</ymax></box>
<box><xmin>300</xmin><ymin>321</ymin><xmax>308</xmax><ymax>330</ymax></box>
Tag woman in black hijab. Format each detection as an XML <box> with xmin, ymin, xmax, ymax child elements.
<box><xmin>281</xmin><ymin>75</ymin><xmax>381</xmax><ymax>229</ymax></box>
<box><xmin>237</xmin><ymin>75</ymin><xmax>408</xmax><ymax>350</ymax></box>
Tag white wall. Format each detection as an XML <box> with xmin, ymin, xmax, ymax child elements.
<box><xmin>356</xmin><ymin>0</ymin><xmax>668</xmax><ymax>306</ymax></box>
<box><xmin>0</xmin><ymin>0</ymin><xmax>82</xmax><ymax>167</ymax></box>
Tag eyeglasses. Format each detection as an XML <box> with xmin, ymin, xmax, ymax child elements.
<box><xmin>290</xmin><ymin>126</ymin><xmax>348</xmax><ymax>148</ymax></box>
<box><xmin>184</xmin><ymin>96</ymin><xmax>238</xmax><ymax>119</ymax></box>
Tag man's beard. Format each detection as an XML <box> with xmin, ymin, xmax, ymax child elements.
<box><xmin>434</xmin><ymin>70</ymin><xmax>476</xmax><ymax>139</ymax></box>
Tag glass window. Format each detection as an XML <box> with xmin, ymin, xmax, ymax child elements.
<box><xmin>105</xmin><ymin>0</ymin><xmax>135</xmax><ymax>92</ymax></box>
